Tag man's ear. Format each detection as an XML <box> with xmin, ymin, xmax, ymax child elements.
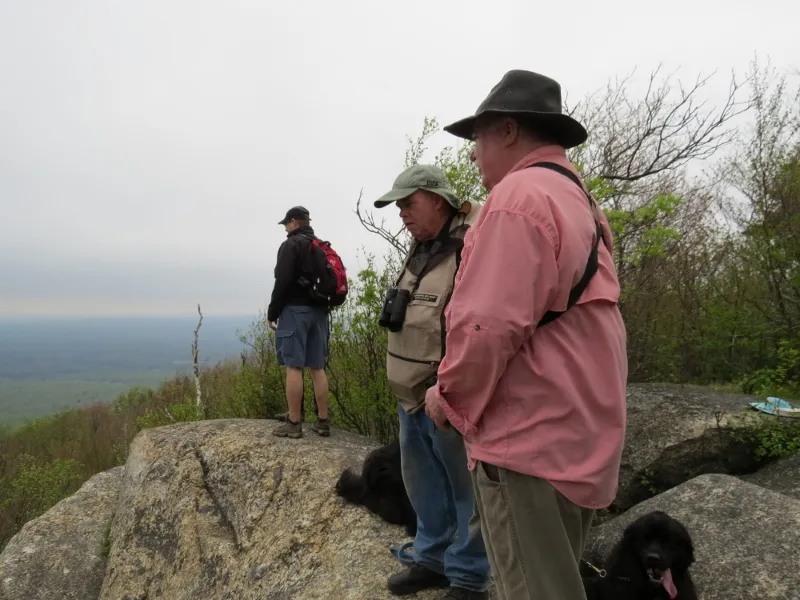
<box><xmin>502</xmin><ymin>117</ymin><xmax>522</xmax><ymax>146</ymax></box>
<box><xmin>429</xmin><ymin>193</ymin><xmax>445</xmax><ymax>211</ymax></box>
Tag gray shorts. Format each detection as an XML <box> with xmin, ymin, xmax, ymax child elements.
<box><xmin>275</xmin><ymin>304</ymin><xmax>329</xmax><ymax>369</ymax></box>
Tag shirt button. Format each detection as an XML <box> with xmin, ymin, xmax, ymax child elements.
<box><xmin>474</xmin><ymin>324</ymin><xmax>481</xmax><ymax>331</ymax></box>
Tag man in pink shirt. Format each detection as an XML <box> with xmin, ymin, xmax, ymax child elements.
<box><xmin>424</xmin><ymin>70</ymin><xmax>628</xmax><ymax>600</ymax></box>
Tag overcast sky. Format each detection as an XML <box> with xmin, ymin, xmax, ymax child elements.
<box><xmin>0</xmin><ymin>0</ymin><xmax>796</xmax><ymax>317</ymax></box>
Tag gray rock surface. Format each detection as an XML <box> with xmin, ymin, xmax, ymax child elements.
<box><xmin>614</xmin><ymin>384</ymin><xmax>763</xmax><ymax>511</ymax></box>
<box><xmin>6</xmin><ymin>395</ymin><xmax>795</xmax><ymax>600</ymax></box>
<box><xmin>584</xmin><ymin>474</ymin><xmax>800</xmax><ymax>600</ymax></box>
<box><xmin>742</xmin><ymin>454</ymin><xmax>800</xmax><ymax>500</ymax></box>
<box><xmin>0</xmin><ymin>465</ymin><xmax>124</xmax><ymax>600</ymax></box>
<box><xmin>97</xmin><ymin>419</ymin><xmax>468</xmax><ymax>600</ymax></box>
<box><xmin>0</xmin><ymin>419</ymin><xmax>499</xmax><ymax>600</ymax></box>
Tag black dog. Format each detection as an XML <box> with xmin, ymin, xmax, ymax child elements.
<box><xmin>335</xmin><ymin>438</ymin><xmax>417</xmax><ymax>537</ymax></box>
<box><xmin>583</xmin><ymin>510</ymin><xmax>698</xmax><ymax>600</ymax></box>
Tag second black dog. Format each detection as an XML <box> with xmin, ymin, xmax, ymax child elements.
<box><xmin>335</xmin><ymin>438</ymin><xmax>417</xmax><ymax>537</ymax></box>
<box><xmin>583</xmin><ymin>510</ymin><xmax>698</xmax><ymax>600</ymax></box>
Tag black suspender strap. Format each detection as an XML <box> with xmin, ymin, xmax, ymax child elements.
<box><xmin>526</xmin><ymin>162</ymin><xmax>606</xmax><ymax>327</ymax></box>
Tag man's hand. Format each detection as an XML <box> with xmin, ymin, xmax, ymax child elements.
<box><xmin>425</xmin><ymin>386</ymin><xmax>450</xmax><ymax>431</ymax></box>
<box><xmin>268</xmin><ymin>321</ymin><xmax>277</xmax><ymax>331</ymax></box>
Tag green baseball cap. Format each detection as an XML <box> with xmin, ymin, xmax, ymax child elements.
<box><xmin>374</xmin><ymin>164</ymin><xmax>463</xmax><ymax>209</ymax></box>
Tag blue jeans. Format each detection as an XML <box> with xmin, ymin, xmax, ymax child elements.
<box><xmin>396</xmin><ymin>404</ymin><xmax>490</xmax><ymax>592</ymax></box>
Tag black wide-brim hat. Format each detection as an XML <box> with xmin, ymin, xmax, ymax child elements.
<box><xmin>443</xmin><ymin>70</ymin><xmax>588</xmax><ymax>149</ymax></box>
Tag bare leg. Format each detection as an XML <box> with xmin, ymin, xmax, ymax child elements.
<box><xmin>286</xmin><ymin>367</ymin><xmax>304</xmax><ymax>423</ymax></box>
<box><xmin>309</xmin><ymin>368</ymin><xmax>329</xmax><ymax>420</ymax></box>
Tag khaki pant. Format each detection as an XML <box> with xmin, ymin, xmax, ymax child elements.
<box><xmin>470</xmin><ymin>461</ymin><xmax>594</xmax><ymax>600</ymax></box>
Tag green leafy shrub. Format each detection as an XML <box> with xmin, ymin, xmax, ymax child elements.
<box><xmin>738</xmin><ymin>417</ymin><xmax>800</xmax><ymax>461</ymax></box>
<box><xmin>0</xmin><ymin>455</ymin><xmax>84</xmax><ymax>538</ymax></box>
<box><xmin>738</xmin><ymin>341</ymin><xmax>800</xmax><ymax>398</ymax></box>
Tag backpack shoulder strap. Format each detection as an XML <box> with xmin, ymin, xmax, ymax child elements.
<box><xmin>293</xmin><ymin>233</ymin><xmax>322</xmax><ymax>280</ymax></box>
<box><xmin>530</xmin><ymin>161</ymin><xmax>585</xmax><ymax>194</ymax></box>
<box><xmin>297</xmin><ymin>232</ymin><xmax>317</xmax><ymax>244</ymax></box>
<box><xmin>392</xmin><ymin>241</ymin><xmax>416</xmax><ymax>287</ymax></box>
<box><xmin>526</xmin><ymin>161</ymin><xmax>605</xmax><ymax>327</ymax></box>
<box><xmin>450</xmin><ymin>211</ymin><xmax>469</xmax><ymax>272</ymax></box>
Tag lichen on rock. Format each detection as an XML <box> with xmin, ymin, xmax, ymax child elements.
<box><xmin>98</xmin><ymin>419</ymin><xmax>446</xmax><ymax>600</ymax></box>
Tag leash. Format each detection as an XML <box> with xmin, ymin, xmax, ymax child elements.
<box><xmin>580</xmin><ymin>559</ymin><xmax>633</xmax><ymax>583</ymax></box>
<box><xmin>581</xmin><ymin>559</ymin><xmax>607</xmax><ymax>578</ymax></box>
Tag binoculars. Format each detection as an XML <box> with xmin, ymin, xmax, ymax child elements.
<box><xmin>378</xmin><ymin>288</ymin><xmax>411</xmax><ymax>332</ymax></box>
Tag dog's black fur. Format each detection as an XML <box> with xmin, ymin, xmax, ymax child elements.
<box><xmin>335</xmin><ymin>439</ymin><xmax>417</xmax><ymax>537</ymax></box>
<box><xmin>583</xmin><ymin>510</ymin><xmax>698</xmax><ymax>600</ymax></box>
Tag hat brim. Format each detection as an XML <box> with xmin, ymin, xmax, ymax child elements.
<box><xmin>278</xmin><ymin>216</ymin><xmax>309</xmax><ymax>225</ymax></box>
<box><xmin>374</xmin><ymin>186</ymin><xmax>462</xmax><ymax>210</ymax></box>
<box><xmin>373</xmin><ymin>186</ymin><xmax>418</xmax><ymax>208</ymax></box>
<box><xmin>443</xmin><ymin>110</ymin><xmax>588</xmax><ymax>149</ymax></box>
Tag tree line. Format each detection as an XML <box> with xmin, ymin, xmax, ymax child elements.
<box><xmin>1</xmin><ymin>59</ymin><xmax>798</xmax><ymax>551</ymax></box>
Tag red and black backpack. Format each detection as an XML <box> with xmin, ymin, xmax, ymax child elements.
<box><xmin>299</xmin><ymin>235</ymin><xmax>349</xmax><ymax>308</ymax></box>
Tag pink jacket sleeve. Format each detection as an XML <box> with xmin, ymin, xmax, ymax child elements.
<box><xmin>426</xmin><ymin>208</ymin><xmax>560</xmax><ymax>436</ymax></box>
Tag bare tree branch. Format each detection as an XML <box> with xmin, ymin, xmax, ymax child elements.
<box><xmin>354</xmin><ymin>116</ymin><xmax>442</xmax><ymax>255</ymax></box>
<box><xmin>162</xmin><ymin>406</ymin><xmax>176</xmax><ymax>422</ymax></box>
<box><xmin>192</xmin><ymin>304</ymin><xmax>204</xmax><ymax>416</ymax></box>
<box><xmin>569</xmin><ymin>66</ymin><xmax>755</xmax><ymax>183</ymax></box>
<box><xmin>354</xmin><ymin>188</ymin><xmax>410</xmax><ymax>257</ymax></box>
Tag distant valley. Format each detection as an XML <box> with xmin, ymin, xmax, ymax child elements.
<box><xmin>0</xmin><ymin>315</ymin><xmax>256</xmax><ymax>425</ymax></box>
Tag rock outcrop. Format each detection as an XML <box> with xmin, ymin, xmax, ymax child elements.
<box><xmin>1</xmin><ymin>419</ymin><xmax>472</xmax><ymax>600</ymax></box>
<box><xmin>613</xmin><ymin>384</ymin><xmax>766</xmax><ymax>511</ymax></box>
<box><xmin>741</xmin><ymin>454</ymin><xmax>800</xmax><ymax>501</ymax></box>
<box><xmin>583</xmin><ymin>474</ymin><xmax>800</xmax><ymax>600</ymax></box>
<box><xmin>2</xmin><ymin>384</ymin><xmax>798</xmax><ymax>600</ymax></box>
<box><xmin>0</xmin><ymin>466</ymin><xmax>123</xmax><ymax>600</ymax></box>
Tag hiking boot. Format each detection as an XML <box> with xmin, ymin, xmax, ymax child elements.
<box><xmin>310</xmin><ymin>418</ymin><xmax>330</xmax><ymax>437</ymax></box>
<box><xmin>443</xmin><ymin>587</ymin><xmax>489</xmax><ymax>600</ymax></box>
<box><xmin>272</xmin><ymin>420</ymin><xmax>302</xmax><ymax>439</ymax></box>
<box><xmin>387</xmin><ymin>564</ymin><xmax>450</xmax><ymax>595</ymax></box>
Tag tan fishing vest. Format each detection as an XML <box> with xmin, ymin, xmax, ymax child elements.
<box><xmin>387</xmin><ymin>203</ymin><xmax>481</xmax><ymax>414</ymax></box>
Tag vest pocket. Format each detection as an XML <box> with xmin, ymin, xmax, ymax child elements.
<box><xmin>387</xmin><ymin>350</ymin><xmax>439</xmax><ymax>366</ymax></box>
<box><xmin>386</xmin><ymin>352</ymin><xmax>438</xmax><ymax>409</ymax></box>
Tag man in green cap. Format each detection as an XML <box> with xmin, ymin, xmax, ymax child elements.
<box><xmin>374</xmin><ymin>164</ymin><xmax>490</xmax><ymax>600</ymax></box>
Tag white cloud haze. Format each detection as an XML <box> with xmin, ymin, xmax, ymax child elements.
<box><xmin>0</xmin><ymin>0</ymin><xmax>796</xmax><ymax>316</ymax></box>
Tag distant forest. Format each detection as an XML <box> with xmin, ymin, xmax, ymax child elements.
<box><xmin>0</xmin><ymin>315</ymin><xmax>252</xmax><ymax>424</ymax></box>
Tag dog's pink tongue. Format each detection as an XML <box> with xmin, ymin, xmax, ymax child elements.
<box><xmin>662</xmin><ymin>568</ymin><xmax>678</xmax><ymax>599</ymax></box>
